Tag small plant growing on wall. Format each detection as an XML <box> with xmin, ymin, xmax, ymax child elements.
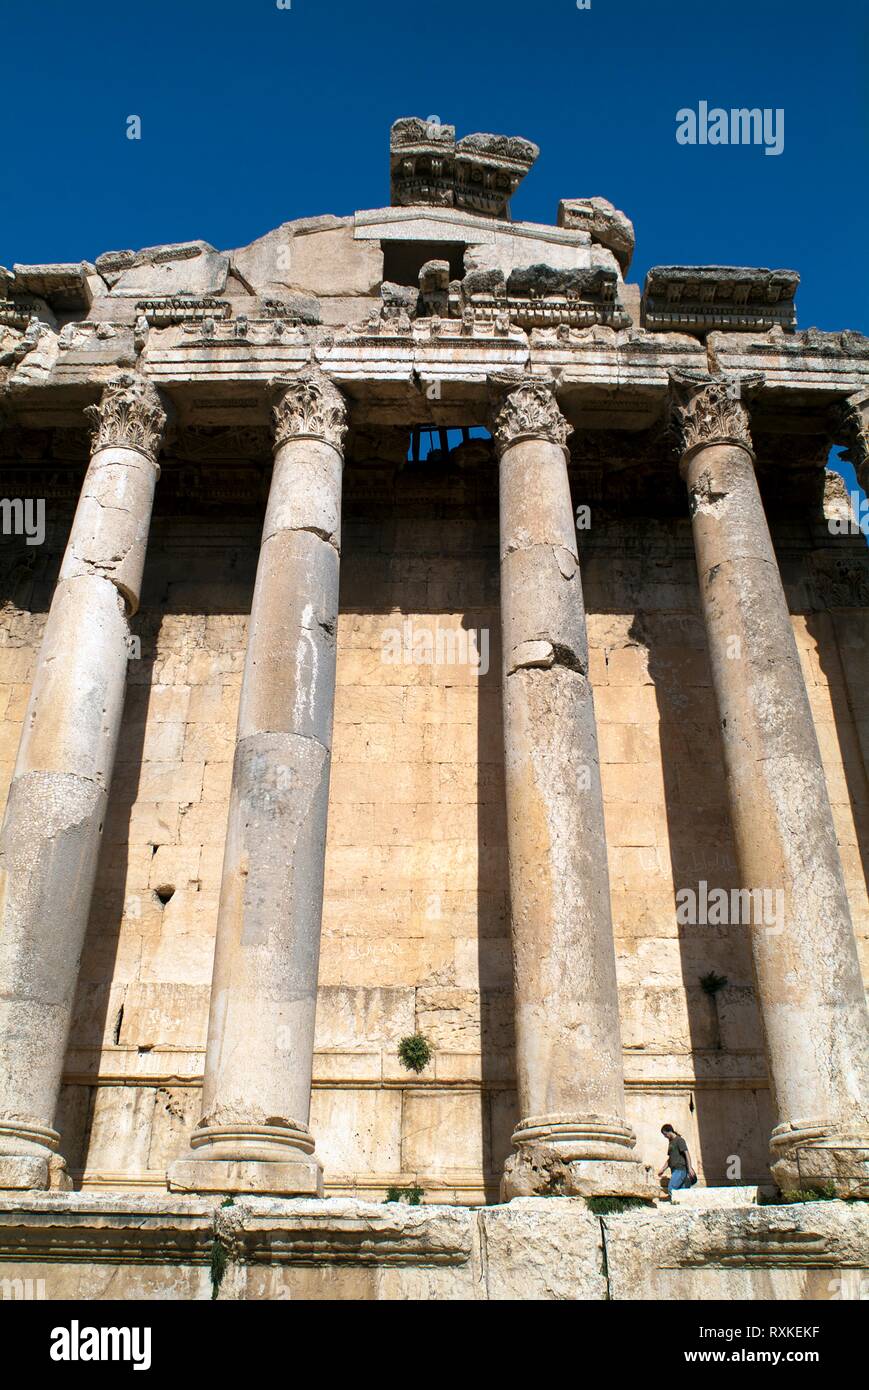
<box><xmin>700</xmin><ymin>971</ymin><xmax>728</xmax><ymax>997</ymax></box>
<box><xmin>397</xmin><ymin>1033</ymin><xmax>432</xmax><ymax>1074</ymax></box>
<box><xmin>384</xmin><ymin>1185</ymin><xmax>425</xmax><ymax>1206</ymax></box>
<box><xmin>778</xmin><ymin>1182</ymin><xmax>838</xmax><ymax>1204</ymax></box>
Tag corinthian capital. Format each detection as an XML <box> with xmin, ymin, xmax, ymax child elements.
<box><xmin>85</xmin><ymin>371</ymin><xmax>168</xmax><ymax>465</ymax></box>
<box><xmin>272</xmin><ymin>371</ymin><xmax>348</xmax><ymax>453</ymax></box>
<box><xmin>668</xmin><ymin>369</ymin><xmax>764</xmax><ymax>462</ymax></box>
<box><xmin>840</xmin><ymin>390</ymin><xmax>869</xmax><ymax>494</ymax></box>
<box><xmin>490</xmin><ymin>374</ymin><xmax>573</xmax><ymax>456</ymax></box>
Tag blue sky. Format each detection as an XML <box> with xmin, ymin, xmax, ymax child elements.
<box><xmin>2</xmin><ymin>0</ymin><xmax>867</xmax><ymax>493</ymax></box>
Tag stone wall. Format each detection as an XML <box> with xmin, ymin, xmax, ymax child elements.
<box><xmin>0</xmin><ymin>470</ymin><xmax>866</xmax><ymax>1201</ymax></box>
<box><xmin>0</xmin><ymin>1192</ymin><xmax>866</xmax><ymax>1301</ymax></box>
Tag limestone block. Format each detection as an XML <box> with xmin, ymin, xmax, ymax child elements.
<box><xmin>233</xmin><ymin>221</ymin><xmax>381</xmax><ymax>298</ymax></box>
<box><xmin>85</xmin><ymin>1085</ymin><xmax>154</xmax><ymax>1174</ymax></box>
<box><xmin>108</xmin><ymin>242</ymin><xmax>229</xmax><ymax>298</ymax></box>
<box><xmin>416</xmin><ymin>987</ymin><xmax>487</xmax><ymax>1051</ymax></box>
<box><xmin>478</xmin><ymin>1198</ymin><xmax>607</xmax><ymax>1299</ymax></box>
<box><xmin>138</xmin><ymin>910</ymin><xmax>215</xmax><ymax>987</ymax></box>
<box><xmin>670</xmin><ymin>1185</ymin><xmax>768</xmax><ymax>1208</ymax></box>
<box><xmin>312</xmin><ymin>986</ymin><xmax>415</xmax><ymax>1050</ymax></box>
<box><xmin>557</xmin><ymin>197</ymin><xmax>636</xmax><ymax>274</ymax></box>
<box><xmin>147</xmin><ymin>1089</ymin><xmax>205</xmax><ymax>1172</ymax></box>
<box><xmin>54</xmin><ymin>1085</ymin><xmax>94</xmax><ymax>1176</ymax></box>
<box><xmin>401</xmin><ymin>1091</ymin><xmax>486</xmax><ymax>1175</ymax></box>
<box><xmin>118</xmin><ymin>982</ymin><xmax>211</xmax><ymax>1048</ymax></box>
<box><xmin>464</xmin><ymin>227</ymin><xmax>602</xmax><ymax>279</ymax></box>
<box><xmin>68</xmin><ymin>982</ymin><xmax>126</xmax><ymax>1049</ymax></box>
<box><xmin>168</xmin><ymin>1158</ymin><xmax>323</xmax><ymax>1197</ymax></box>
<box><xmin>309</xmin><ymin>1088</ymin><xmax>402</xmax><ymax>1179</ymax></box>
<box><xmin>602</xmin><ymin>1201</ymin><xmax>869</xmax><ymax>1300</ymax></box>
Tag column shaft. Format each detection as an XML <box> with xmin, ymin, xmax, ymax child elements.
<box><xmin>493</xmin><ymin>378</ymin><xmax>654</xmax><ymax>1200</ymax></box>
<box><xmin>0</xmin><ymin>373</ymin><xmax>166</xmax><ymax>1190</ymax></box>
<box><xmin>671</xmin><ymin>371</ymin><xmax>869</xmax><ymax>1195</ymax></box>
<box><xmin>168</xmin><ymin>371</ymin><xmax>347</xmax><ymax>1197</ymax></box>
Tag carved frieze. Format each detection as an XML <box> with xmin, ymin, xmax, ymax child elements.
<box><xmin>453</xmin><ymin>131</ymin><xmax>540</xmax><ymax>219</ymax></box>
<box><xmin>0</xmin><ymin>298</ymin><xmax>44</xmax><ymax>331</ymax></box>
<box><xmin>490</xmin><ymin>375</ymin><xmax>573</xmax><ymax>455</ymax></box>
<box><xmin>272</xmin><ymin>371</ymin><xmax>348</xmax><ymax>453</ymax></box>
<box><xmin>644</xmin><ymin>267</ymin><xmax>799</xmax><ymax>335</ymax></box>
<box><xmin>390</xmin><ymin>117</ymin><xmax>538</xmax><ymax>220</ymax></box>
<box><xmin>668</xmin><ymin>369</ymin><xmax>764</xmax><ymax>458</ymax></box>
<box><xmin>84</xmin><ymin>371</ymin><xmax>168</xmax><ymax>464</ymax></box>
<box><xmin>444</xmin><ymin>264</ymin><xmax>630</xmax><ymax>333</ymax></box>
<box><xmin>135</xmin><ymin>297</ymin><xmax>231</xmax><ymax>327</ymax></box>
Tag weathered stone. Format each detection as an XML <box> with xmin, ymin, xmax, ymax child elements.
<box><xmin>557</xmin><ymin>197</ymin><xmax>636</xmax><ymax>274</ymax></box>
<box><xmin>462</xmin><ymin>267</ymin><xmax>507</xmax><ymax>299</ymax></box>
<box><xmin>168</xmin><ymin>372</ymin><xmax>348</xmax><ymax>1196</ymax></box>
<box><xmin>0</xmin><ymin>115</ymin><xmax>867</xmax><ymax>1293</ymax></box>
<box><xmin>645</xmin><ymin>266</ymin><xmax>799</xmax><ymax>334</ymax></box>
<box><xmin>603</xmin><ymin>1201</ymin><xmax>869</xmax><ymax>1300</ymax></box>
<box><xmin>108</xmin><ymin>242</ymin><xmax>229</xmax><ymax>298</ymax></box>
<box><xmin>478</xmin><ymin>1198</ymin><xmax>607</xmax><ymax>1299</ymax></box>
<box><xmin>390</xmin><ymin>118</ymin><xmax>538</xmax><ymax>219</ymax></box>
<box><xmin>10</xmin><ymin>262</ymin><xmax>96</xmax><ymax>309</ymax></box>
<box><xmin>506</xmin><ymin>263</ymin><xmax>617</xmax><ymax>300</ymax></box>
<box><xmin>670</xmin><ymin>370</ymin><xmax>869</xmax><ymax>1195</ymax></box>
<box><xmin>492</xmin><ymin>377</ymin><xmax>655</xmax><ymax>1199</ymax></box>
<box><xmin>0</xmin><ymin>374</ymin><xmax>167</xmax><ymax>1186</ymax></box>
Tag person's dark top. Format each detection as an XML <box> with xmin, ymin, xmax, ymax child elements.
<box><xmin>667</xmin><ymin>1134</ymin><xmax>689</xmax><ymax>1170</ymax></box>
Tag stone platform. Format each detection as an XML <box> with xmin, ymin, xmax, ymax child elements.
<box><xmin>0</xmin><ymin>1192</ymin><xmax>865</xmax><ymax>1301</ymax></box>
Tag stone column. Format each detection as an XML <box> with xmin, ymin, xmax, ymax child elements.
<box><xmin>168</xmin><ymin>370</ymin><xmax>347</xmax><ymax>1197</ymax></box>
<box><xmin>492</xmin><ymin>377</ymin><xmax>655</xmax><ymax>1200</ymax></box>
<box><xmin>670</xmin><ymin>369</ymin><xmax>869</xmax><ymax>1195</ymax></box>
<box><xmin>0</xmin><ymin>372</ymin><xmax>167</xmax><ymax>1191</ymax></box>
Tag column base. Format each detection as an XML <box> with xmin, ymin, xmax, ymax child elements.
<box><xmin>0</xmin><ymin>1155</ymin><xmax>73</xmax><ymax>1191</ymax></box>
<box><xmin>167</xmin><ymin>1156</ymin><xmax>324</xmax><ymax>1197</ymax></box>
<box><xmin>502</xmin><ymin>1115</ymin><xmax>658</xmax><ymax>1200</ymax></box>
<box><xmin>770</xmin><ymin>1123</ymin><xmax>869</xmax><ymax>1199</ymax></box>
<box><xmin>501</xmin><ymin>1147</ymin><xmax>659</xmax><ymax>1201</ymax></box>
<box><xmin>167</xmin><ymin>1119</ymin><xmax>323</xmax><ymax>1196</ymax></box>
<box><xmin>0</xmin><ymin>1122</ymin><xmax>73</xmax><ymax>1190</ymax></box>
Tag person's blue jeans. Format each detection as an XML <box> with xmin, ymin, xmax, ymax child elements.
<box><xmin>668</xmin><ymin>1167</ymin><xmax>689</xmax><ymax>1193</ymax></box>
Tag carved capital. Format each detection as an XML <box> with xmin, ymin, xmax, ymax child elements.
<box><xmin>840</xmin><ymin>390</ymin><xmax>869</xmax><ymax>493</ymax></box>
<box><xmin>668</xmin><ymin>370</ymin><xmax>763</xmax><ymax>463</ymax></box>
<box><xmin>490</xmin><ymin>374</ymin><xmax>573</xmax><ymax>456</ymax></box>
<box><xmin>85</xmin><ymin>371</ymin><xmax>168</xmax><ymax>465</ymax></box>
<box><xmin>271</xmin><ymin>371</ymin><xmax>348</xmax><ymax>453</ymax></box>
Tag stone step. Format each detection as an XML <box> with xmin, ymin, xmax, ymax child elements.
<box><xmin>669</xmin><ymin>1185</ymin><xmax>774</xmax><ymax>1208</ymax></box>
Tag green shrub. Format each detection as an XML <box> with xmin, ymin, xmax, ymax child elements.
<box><xmin>778</xmin><ymin>1182</ymin><xmax>838</xmax><ymax>1204</ymax></box>
<box><xmin>384</xmin><ymin>1185</ymin><xmax>424</xmax><ymax>1206</ymax></box>
<box><xmin>586</xmin><ymin>1196</ymin><xmax>652</xmax><ymax>1215</ymax></box>
<box><xmin>209</xmin><ymin>1239</ymin><xmax>229</xmax><ymax>1299</ymax></box>
<box><xmin>397</xmin><ymin>1034</ymin><xmax>433</xmax><ymax>1073</ymax></box>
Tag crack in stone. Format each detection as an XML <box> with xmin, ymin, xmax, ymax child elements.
<box><xmin>506</xmin><ymin>640</ymin><xmax>587</xmax><ymax>677</ymax></box>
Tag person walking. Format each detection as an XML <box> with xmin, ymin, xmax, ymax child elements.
<box><xmin>658</xmin><ymin>1123</ymin><xmax>696</xmax><ymax>1195</ymax></box>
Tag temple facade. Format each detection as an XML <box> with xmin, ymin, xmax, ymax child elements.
<box><xmin>0</xmin><ymin>119</ymin><xmax>867</xmax><ymax>1298</ymax></box>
